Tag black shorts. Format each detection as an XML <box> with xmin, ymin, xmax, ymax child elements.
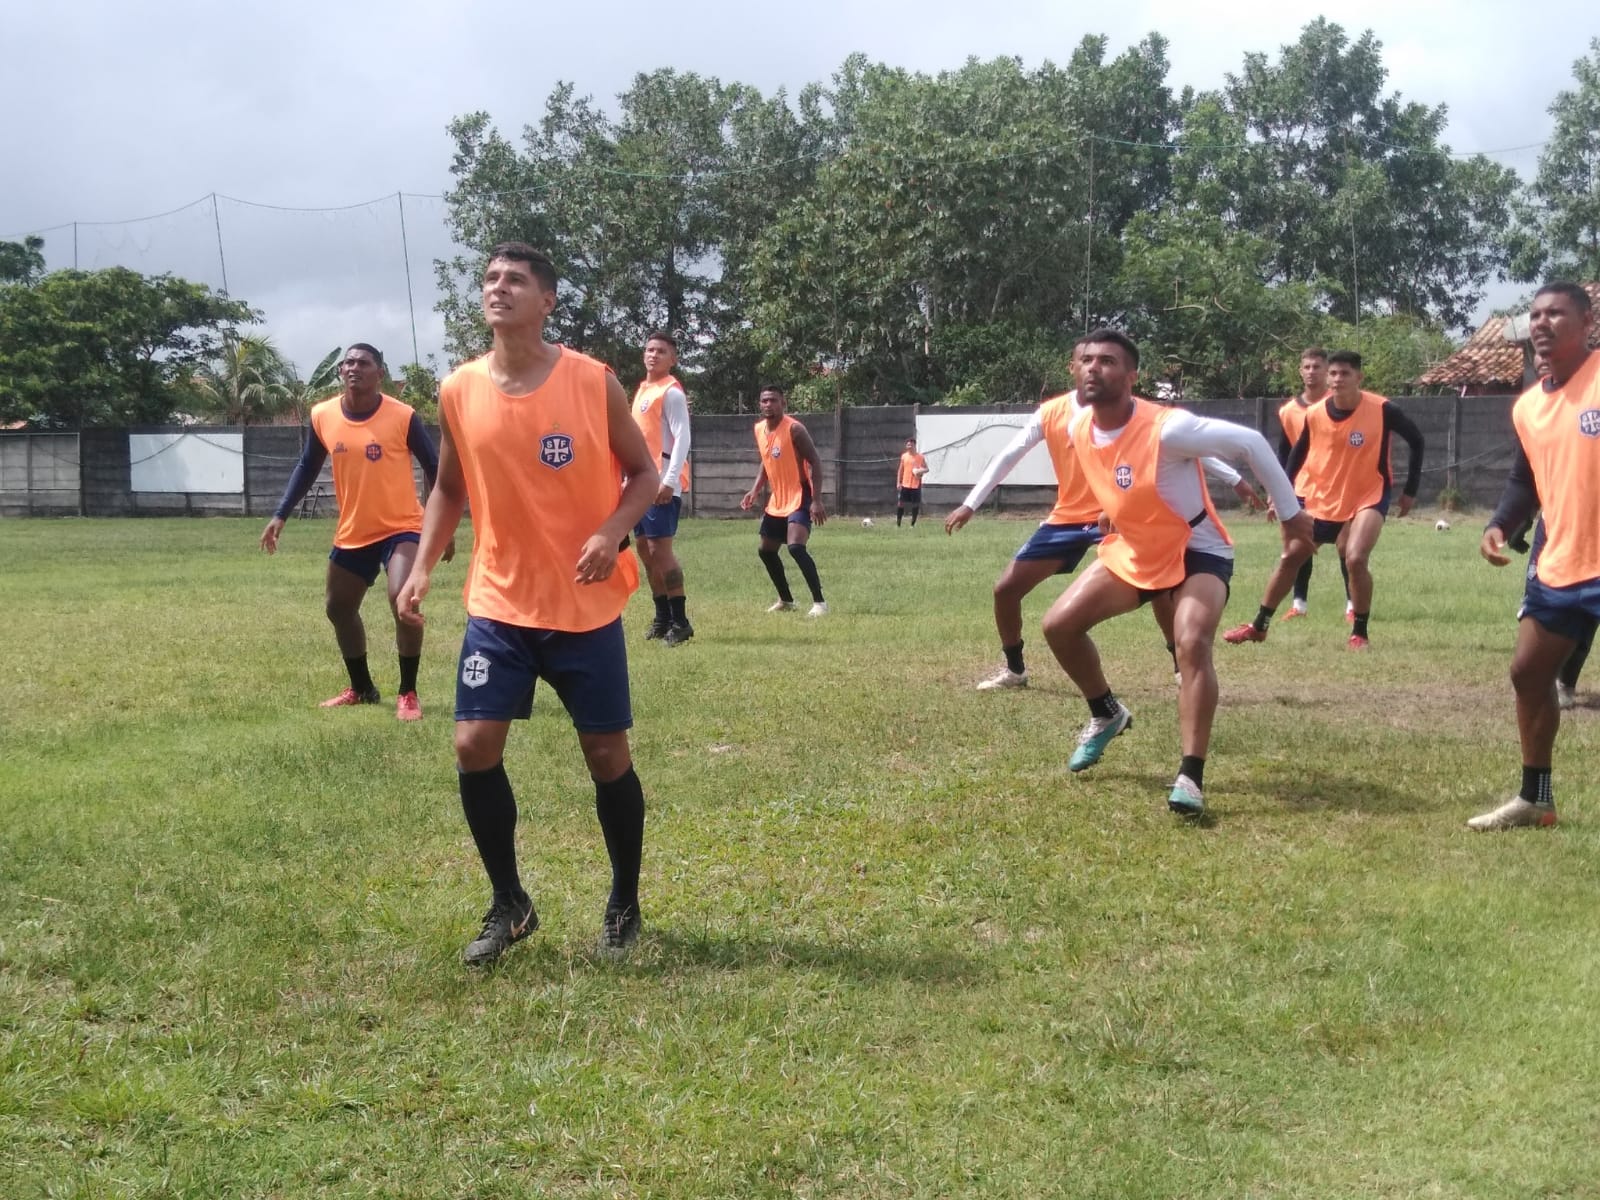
<box><xmin>898</xmin><ymin>486</ymin><xmax>923</xmax><ymax>505</ymax></box>
<box><xmin>759</xmin><ymin>509</ymin><xmax>810</xmax><ymax>543</ymax></box>
<box><xmin>1136</xmin><ymin>549</ymin><xmax>1234</xmax><ymax>606</ymax></box>
<box><xmin>1312</xmin><ymin>490</ymin><xmax>1393</xmax><ymax>545</ymax></box>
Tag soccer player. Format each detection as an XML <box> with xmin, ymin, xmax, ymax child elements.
<box><xmin>395</xmin><ymin>242</ymin><xmax>660</xmax><ymax>962</ymax></box>
<box><xmin>1223</xmin><ymin>350</ymin><xmax>1423</xmax><ymax>650</ymax></box>
<box><xmin>896</xmin><ymin>438</ymin><xmax>928</xmax><ymax>526</ymax></box>
<box><xmin>946</xmin><ymin>382</ymin><xmax>1263</xmax><ymax>691</ymax></box>
<box><xmin>260</xmin><ymin>342</ymin><xmax>446</xmax><ymax>721</ymax></box>
<box><xmin>1468</xmin><ymin>282</ymin><xmax>1598</xmax><ymax>830</ymax></box>
<box><xmin>631</xmin><ymin>331</ymin><xmax>694</xmax><ymax>646</ymax></box>
<box><xmin>1272</xmin><ymin>347</ymin><xmax>1348</xmax><ymax>622</ymax></box>
<box><xmin>1040</xmin><ymin>330</ymin><xmax>1310</xmax><ymax>815</ymax></box>
<box><xmin>740</xmin><ymin>386</ymin><xmax>829</xmax><ymax>616</ymax></box>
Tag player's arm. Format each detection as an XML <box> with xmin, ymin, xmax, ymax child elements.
<box><xmin>1384</xmin><ymin>403</ymin><xmax>1426</xmax><ymax>516</ymax></box>
<box><xmin>396</xmin><ymin>404</ymin><xmax>468</xmax><ymax>625</ymax></box>
<box><xmin>1197</xmin><ymin>454</ymin><xmax>1262</xmax><ymax>510</ymax></box>
<box><xmin>1482</xmin><ymin>442</ymin><xmax>1539</xmax><ymax>566</ymax></box>
<box><xmin>1284</xmin><ymin>425</ymin><xmax>1311</xmax><ymax>485</ymax></box>
<box><xmin>406</xmin><ymin>412</ymin><xmax>455</xmax><ymax>563</ymax></box>
<box><xmin>260</xmin><ymin>430</ymin><xmax>329</xmax><ymax>553</ymax></box>
<box><xmin>792</xmin><ymin>421</ymin><xmax>827</xmax><ymax>524</ymax></box>
<box><xmin>658</xmin><ymin>386</ymin><xmax>691</xmax><ymax>503</ymax></box>
<box><xmin>1163</xmin><ymin>411</ymin><xmax>1310</xmax><ymax>544</ymax></box>
<box><xmin>946</xmin><ymin>415</ymin><xmax>1042</xmax><ymax>534</ymax></box>
<box><xmin>576</xmin><ymin>372</ymin><xmax>659</xmax><ymax>584</ymax></box>
<box><xmin>740</xmin><ymin>453</ymin><xmax>767</xmax><ymax>510</ymax></box>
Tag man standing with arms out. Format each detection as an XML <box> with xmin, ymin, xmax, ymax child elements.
<box><xmin>1273</xmin><ymin>348</ymin><xmax>1349</xmax><ymax>623</ymax></box>
<box><xmin>1223</xmin><ymin>350</ymin><xmax>1424</xmax><ymax>650</ymax></box>
<box><xmin>896</xmin><ymin>438</ymin><xmax>928</xmax><ymax>527</ymax></box>
<box><xmin>1041</xmin><ymin>330</ymin><xmax>1309</xmax><ymax>815</ymax></box>
<box><xmin>740</xmin><ymin>386</ymin><xmax>829</xmax><ymax>616</ymax></box>
<box><xmin>1469</xmin><ymin>282</ymin><xmax>1598</xmax><ymax>831</ymax></box>
<box><xmin>631</xmin><ymin>331</ymin><xmax>694</xmax><ymax>646</ymax></box>
<box><xmin>396</xmin><ymin>242</ymin><xmax>660</xmax><ymax>963</ymax></box>
<box><xmin>260</xmin><ymin>343</ymin><xmax>445</xmax><ymax>721</ymax></box>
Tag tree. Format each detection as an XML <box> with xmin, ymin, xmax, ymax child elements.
<box><xmin>278</xmin><ymin>347</ymin><xmax>344</xmax><ymax>425</ymax></box>
<box><xmin>1507</xmin><ymin>38</ymin><xmax>1600</xmax><ymax>284</ymax></box>
<box><xmin>0</xmin><ymin>236</ymin><xmax>45</xmax><ymax>285</ymax></box>
<box><xmin>0</xmin><ymin>265</ymin><xmax>257</xmax><ymax>428</ymax></box>
<box><xmin>397</xmin><ymin>361</ymin><xmax>439</xmax><ymax>421</ymax></box>
<box><xmin>191</xmin><ymin>334</ymin><xmax>294</xmax><ymax>425</ymax></box>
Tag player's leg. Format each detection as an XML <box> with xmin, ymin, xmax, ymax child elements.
<box><xmin>322</xmin><ymin>551</ymin><xmax>379</xmax><ymax>705</ymax></box>
<box><xmin>383</xmin><ymin>537</ymin><xmax>425</xmax><ymax>718</ymax></box>
<box><xmin>1557</xmin><ymin>626</ymin><xmax>1591</xmax><ymax>707</ymax></box>
<box><xmin>642</xmin><ymin>499</ymin><xmax>691</xmax><ymax>645</ymax></box>
<box><xmin>758</xmin><ymin>514</ymin><xmax>794</xmax><ymax>609</ymax></box>
<box><xmin>1166</xmin><ymin>559</ymin><xmax>1230</xmax><ymax>815</ymax></box>
<box><xmin>1286</xmin><ymin>555</ymin><xmax>1315</xmax><ymax>617</ymax></box>
<box><xmin>1041</xmin><ymin>560</ymin><xmax>1142</xmax><ymax>770</ymax></box>
<box><xmin>1223</xmin><ymin>526</ymin><xmax>1317</xmax><ymax>644</ymax></box>
<box><xmin>981</xmin><ymin>555</ymin><xmax>1063</xmax><ymax>688</ymax></box>
<box><xmin>1340</xmin><ymin>506</ymin><xmax>1387</xmax><ymax>646</ymax></box>
<box><xmin>909</xmin><ymin>489</ymin><xmax>921</xmax><ymax>527</ymax></box>
<box><xmin>787</xmin><ymin>517</ymin><xmax>825</xmax><ymax>612</ymax></box>
<box><xmin>635</xmin><ymin>535</ymin><xmax>670</xmax><ymax>638</ymax></box>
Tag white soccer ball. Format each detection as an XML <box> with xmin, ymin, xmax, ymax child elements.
<box><xmin>862</xmin><ymin>517</ymin><xmax>874</xmax><ymax>528</ymax></box>
<box><xmin>1435</xmin><ymin>519</ymin><xmax>1451</xmax><ymax>532</ymax></box>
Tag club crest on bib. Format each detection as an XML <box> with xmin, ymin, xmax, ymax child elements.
<box><xmin>769</xmin><ymin>444</ymin><xmax>782</xmax><ymax>459</ymax></box>
<box><xmin>1579</xmin><ymin>410</ymin><xmax>1600</xmax><ymax>438</ymax></box>
<box><xmin>461</xmin><ymin>653</ymin><xmax>490</xmax><ymax>688</ymax></box>
<box><xmin>1115</xmin><ymin>464</ymin><xmax>1134</xmax><ymax>490</ymax></box>
<box><xmin>540</xmin><ymin>432</ymin><xmax>574</xmax><ymax>470</ymax></box>
<box><xmin>637</xmin><ymin>397</ymin><xmax>653</xmax><ymax>413</ymax></box>
<box><xmin>365</xmin><ymin>442</ymin><xmax>383</xmax><ymax>462</ymax></box>
<box><xmin>1348</xmin><ymin>430</ymin><xmax>1366</xmax><ymax>448</ymax></box>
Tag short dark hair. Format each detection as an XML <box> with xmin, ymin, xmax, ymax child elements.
<box><xmin>346</xmin><ymin>343</ymin><xmax>384</xmax><ymax>368</ymax></box>
<box><xmin>1534</xmin><ymin>281</ymin><xmax>1593</xmax><ymax>315</ymax></box>
<box><xmin>1300</xmin><ymin>347</ymin><xmax>1329</xmax><ymax>362</ymax></box>
<box><xmin>759</xmin><ymin>384</ymin><xmax>786</xmax><ymax>398</ymax></box>
<box><xmin>1081</xmin><ymin>328</ymin><xmax>1140</xmax><ymax>368</ymax></box>
<box><xmin>645</xmin><ymin>330</ymin><xmax>678</xmax><ymax>349</ymax></box>
<box><xmin>486</xmin><ymin>242</ymin><xmax>558</xmax><ymax>292</ymax></box>
<box><xmin>1328</xmin><ymin>350</ymin><xmax>1363</xmax><ymax>370</ymax></box>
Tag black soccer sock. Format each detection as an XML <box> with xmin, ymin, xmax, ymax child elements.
<box><xmin>758</xmin><ymin>547</ymin><xmax>793</xmax><ymax>603</ymax></box>
<box><xmin>1293</xmin><ymin>557</ymin><xmax>1314</xmax><ymax>604</ymax></box>
<box><xmin>1252</xmin><ymin>605</ymin><xmax>1276</xmax><ymax>633</ymax></box>
<box><xmin>1178</xmin><ymin>754</ymin><xmax>1206</xmax><ymax>789</ymax></box>
<box><xmin>458</xmin><ymin>761</ymin><xmax>525</xmax><ymax>903</ymax></box>
<box><xmin>668</xmin><ymin>595</ymin><xmax>688</xmax><ymax>624</ymax></box>
<box><xmin>910</xmin><ymin>506</ymin><xmax>919</xmax><ymax>526</ymax></box>
<box><xmin>1003</xmin><ymin>641</ymin><xmax>1026</xmax><ymax>675</ymax></box>
<box><xmin>896</xmin><ymin>507</ymin><xmax>904</xmax><ymax>526</ymax></box>
<box><xmin>1087</xmin><ymin>689</ymin><xmax>1120</xmax><ymax>720</ymax></box>
<box><xmin>398</xmin><ymin>654</ymin><xmax>420</xmax><ymax>695</ymax></box>
<box><xmin>344</xmin><ymin>655</ymin><xmax>376</xmax><ymax>695</ymax></box>
<box><xmin>1167</xmin><ymin>642</ymin><xmax>1179</xmax><ymax>673</ymax></box>
<box><xmin>652</xmin><ymin>594</ymin><xmax>670</xmax><ymax>624</ymax></box>
<box><xmin>1520</xmin><ymin>765</ymin><xmax>1554</xmax><ymax>807</ymax></box>
<box><xmin>1352</xmin><ymin>612</ymin><xmax>1370</xmax><ymax>639</ymax></box>
<box><xmin>1339</xmin><ymin>556</ymin><xmax>1352</xmax><ymax>602</ymax></box>
<box><xmin>1560</xmin><ymin>633</ymin><xmax>1591</xmax><ymax>689</ymax></box>
<box><xmin>594</xmin><ymin>766</ymin><xmax>645</xmax><ymax>912</ymax></box>
<box><xmin>788</xmin><ymin>543</ymin><xmax>825</xmax><ymax>603</ymax></box>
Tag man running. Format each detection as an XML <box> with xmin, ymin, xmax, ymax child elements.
<box><xmin>631</xmin><ymin>331</ymin><xmax>694</xmax><ymax>646</ymax></box>
<box><xmin>740</xmin><ymin>386</ymin><xmax>829</xmax><ymax>616</ymax></box>
<box><xmin>260</xmin><ymin>342</ymin><xmax>445</xmax><ymax>721</ymax></box>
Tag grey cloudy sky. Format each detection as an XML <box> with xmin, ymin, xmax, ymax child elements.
<box><xmin>4</xmin><ymin>0</ymin><xmax>1590</xmax><ymax>375</ymax></box>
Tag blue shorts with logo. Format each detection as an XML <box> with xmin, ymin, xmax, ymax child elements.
<box><xmin>329</xmin><ymin>532</ymin><xmax>420</xmax><ymax>586</ymax></box>
<box><xmin>1520</xmin><ymin>566</ymin><xmax>1600</xmax><ymax>644</ymax></box>
<box><xmin>634</xmin><ymin>496</ymin><xmax>681</xmax><ymax>540</ymax></box>
<box><xmin>455</xmin><ymin>615</ymin><xmax>632</xmax><ymax>733</ymax></box>
<box><xmin>1014</xmin><ymin>522</ymin><xmax>1103</xmax><ymax>575</ymax></box>
<box><xmin>1311</xmin><ymin>488</ymin><xmax>1392</xmax><ymax>545</ymax></box>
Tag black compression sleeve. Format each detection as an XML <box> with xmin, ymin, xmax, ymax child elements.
<box><xmin>272</xmin><ymin>432</ymin><xmax>330</xmax><ymax>519</ymax></box>
<box><xmin>1383</xmin><ymin>404</ymin><xmax>1426</xmax><ymax>496</ymax></box>
<box><xmin>1487</xmin><ymin>442</ymin><xmax>1540</xmax><ymax>536</ymax></box>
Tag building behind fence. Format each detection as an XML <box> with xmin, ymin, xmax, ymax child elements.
<box><xmin>0</xmin><ymin>395</ymin><xmax>1516</xmax><ymax>520</ymax></box>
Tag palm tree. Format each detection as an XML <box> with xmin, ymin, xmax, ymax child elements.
<box><xmin>279</xmin><ymin>346</ymin><xmax>344</xmax><ymax>424</ymax></box>
<box><xmin>193</xmin><ymin>334</ymin><xmax>294</xmax><ymax>424</ymax></box>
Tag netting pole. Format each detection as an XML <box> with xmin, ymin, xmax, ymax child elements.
<box><xmin>1083</xmin><ymin>136</ymin><xmax>1095</xmax><ymax>334</ymax></box>
<box><xmin>211</xmin><ymin>193</ymin><xmax>230</xmax><ymax>294</ymax></box>
<box><xmin>72</xmin><ymin>222</ymin><xmax>78</xmax><ymax>270</ymax></box>
<box><xmin>397</xmin><ymin>193</ymin><xmax>421</xmax><ymax>367</ymax></box>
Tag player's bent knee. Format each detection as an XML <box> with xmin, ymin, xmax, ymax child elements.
<box><xmin>579</xmin><ymin>734</ymin><xmax>632</xmax><ymax>781</ymax></box>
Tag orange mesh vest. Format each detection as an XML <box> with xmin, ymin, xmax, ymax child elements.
<box><xmin>1069</xmin><ymin>399</ymin><xmax>1228</xmax><ymax>590</ymax></box>
<box><xmin>309</xmin><ymin>394</ymin><xmax>424</xmax><ymax>549</ymax></box>
<box><xmin>440</xmin><ymin>349</ymin><xmax>638</xmax><ymax>632</ymax></box>
<box><xmin>756</xmin><ymin>416</ymin><xmax>810</xmax><ymax>517</ymax></box>
<box><xmin>631</xmin><ymin>375</ymin><xmax>690</xmax><ymax>491</ymax></box>
<box><xmin>1299</xmin><ymin>391</ymin><xmax>1391</xmax><ymax>522</ymax></box>
<box><xmin>1277</xmin><ymin>396</ymin><xmax>1317</xmax><ymax>491</ymax></box>
<box><xmin>1038</xmin><ymin>392</ymin><xmax>1101</xmax><ymax>524</ymax></box>
<box><xmin>897</xmin><ymin>452</ymin><xmax>927</xmax><ymax>489</ymax></box>
<box><xmin>1514</xmin><ymin>352</ymin><xmax>1600</xmax><ymax>588</ymax></box>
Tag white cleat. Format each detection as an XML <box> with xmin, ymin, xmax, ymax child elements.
<box><xmin>1466</xmin><ymin>796</ymin><xmax>1557</xmax><ymax>831</ymax></box>
<box><xmin>807</xmin><ymin>601</ymin><xmax>829</xmax><ymax>617</ymax></box>
<box><xmin>1557</xmin><ymin>681</ymin><xmax>1577</xmax><ymax>710</ymax></box>
<box><xmin>767</xmin><ymin>600</ymin><xmax>797</xmax><ymax>613</ymax></box>
<box><xmin>976</xmin><ymin>666</ymin><xmax>1029</xmax><ymax>691</ymax></box>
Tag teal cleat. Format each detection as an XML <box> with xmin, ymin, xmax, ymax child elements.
<box><xmin>1167</xmin><ymin>774</ymin><xmax>1204</xmax><ymax>816</ymax></box>
<box><xmin>1068</xmin><ymin>704</ymin><xmax>1132</xmax><ymax>772</ymax></box>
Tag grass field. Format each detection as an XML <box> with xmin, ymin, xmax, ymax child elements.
<box><xmin>3</xmin><ymin>512</ymin><xmax>1599</xmax><ymax>1198</ymax></box>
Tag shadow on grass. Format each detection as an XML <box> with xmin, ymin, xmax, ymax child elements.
<box><xmin>629</xmin><ymin>926</ymin><xmax>985</xmax><ymax>985</ymax></box>
<box><xmin>1241</xmin><ymin>762</ymin><xmax>1440</xmax><ymax>816</ymax></box>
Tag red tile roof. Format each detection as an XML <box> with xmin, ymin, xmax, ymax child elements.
<box><xmin>1416</xmin><ymin>283</ymin><xmax>1600</xmax><ymax>388</ymax></box>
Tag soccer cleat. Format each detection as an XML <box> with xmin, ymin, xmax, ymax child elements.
<box><xmin>976</xmin><ymin>666</ymin><xmax>1029</xmax><ymax>691</ymax></box>
<box><xmin>1222</xmin><ymin>623</ymin><xmax>1268</xmax><ymax>645</ymax></box>
<box><xmin>644</xmin><ymin>617</ymin><xmax>670</xmax><ymax>641</ymax></box>
<box><xmin>462</xmin><ymin>894</ymin><xmax>539</xmax><ymax>966</ymax></box>
<box><xmin>767</xmin><ymin>600</ymin><xmax>796</xmax><ymax>613</ymax></box>
<box><xmin>395</xmin><ymin>691</ymin><xmax>423</xmax><ymax>721</ymax></box>
<box><xmin>662</xmin><ymin>620</ymin><xmax>695</xmax><ymax>647</ymax></box>
<box><xmin>599</xmin><ymin>903</ymin><xmax>641</xmax><ymax>952</ymax></box>
<box><xmin>1557</xmin><ymin>681</ymin><xmax>1577</xmax><ymax>710</ymax></box>
<box><xmin>1345</xmin><ymin>606</ymin><xmax>1356</xmax><ymax>624</ymax></box>
<box><xmin>1069</xmin><ymin>704</ymin><xmax>1133</xmax><ymax>772</ymax></box>
<box><xmin>1347</xmin><ymin>634</ymin><xmax>1369</xmax><ymax>651</ymax></box>
<box><xmin>1279</xmin><ymin>606</ymin><xmax>1307</xmax><ymax>622</ymax></box>
<box><xmin>320</xmin><ymin>686</ymin><xmax>380</xmax><ymax>708</ymax></box>
<box><xmin>1466</xmin><ymin>796</ymin><xmax>1557</xmax><ymax>832</ymax></box>
<box><xmin>1167</xmin><ymin>774</ymin><xmax>1204</xmax><ymax>816</ymax></box>
<box><xmin>807</xmin><ymin>601</ymin><xmax>829</xmax><ymax>617</ymax></box>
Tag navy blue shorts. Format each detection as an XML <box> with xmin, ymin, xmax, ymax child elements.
<box><xmin>455</xmin><ymin>615</ymin><xmax>633</xmax><ymax>732</ymax></box>
<box><xmin>1137</xmin><ymin>549</ymin><xmax>1234</xmax><ymax>605</ymax></box>
<box><xmin>898</xmin><ymin>486</ymin><xmax>923</xmax><ymax>505</ymax></box>
<box><xmin>634</xmin><ymin>496</ymin><xmax>681</xmax><ymax>540</ymax></box>
<box><xmin>328</xmin><ymin>532</ymin><xmax>420</xmax><ymax>586</ymax></box>
<box><xmin>759</xmin><ymin>508</ymin><xmax>811</xmax><ymax>543</ymax></box>
<box><xmin>1014</xmin><ymin>522</ymin><xmax>1103</xmax><ymax>575</ymax></box>
<box><xmin>1311</xmin><ymin>490</ymin><xmax>1392</xmax><ymax>546</ymax></box>
<box><xmin>1520</xmin><ymin>567</ymin><xmax>1600</xmax><ymax>645</ymax></box>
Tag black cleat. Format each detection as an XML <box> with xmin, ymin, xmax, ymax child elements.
<box><xmin>599</xmin><ymin>903</ymin><xmax>641</xmax><ymax>952</ymax></box>
<box><xmin>644</xmin><ymin>617</ymin><xmax>670</xmax><ymax>641</ymax></box>
<box><xmin>462</xmin><ymin>894</ymin><xmax>538</xmax><ymax>966</ymax></box>
<box><xmin>662</xmin><ymin>620</ymin><xmax>694</xmax><ymax>647</ymax></box>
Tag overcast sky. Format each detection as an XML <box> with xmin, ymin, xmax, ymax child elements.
<box><xmin>4</xmin><ymin>0</ymin><xmax>1590</xmax><ymax>375</ymax></box>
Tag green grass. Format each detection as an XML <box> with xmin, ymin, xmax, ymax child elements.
<box><xmin>3</xmin><ymin>513</ymin><xmax>1599</xmax><ymax>1198</ymax></box>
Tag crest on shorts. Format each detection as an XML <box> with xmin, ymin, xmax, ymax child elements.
<box><xmin>461</xmin><ymin>653</ymin><xmax>490</xmax><ymax>688</ymax></box>
<box><xmin>1349</xmin><ymin>431</ymin><xmax>1366</xmax><ymax>447</ymax></box>
<box><xmin>1114</xmin><ymin>464</ymin><xmax>1134</xmax><ymax>490</ymax></box>
<box><xmin>1579</xmin><ymin>409</ymin><xmax>1600</xmax><ymax>438</ymax></box>
<box><xmin>540</xmin><ymin>432</ymin><xmax>574</xmax><ymax>470</ymax></box>
<box><xmin>365</xmin><ymin>442</ymin><xmax>383</xmax><ymax>462</ymax></box>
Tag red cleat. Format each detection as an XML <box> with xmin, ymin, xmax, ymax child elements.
<box><xmin>396</xmin><ymin>691</ymin><xmax>423</xmax><ymax>721</ymax></box>
<box><xmin>1279</xmin><ymin>607</ymin><xmax>1307</xmax><ymax>621</ymax></box>
<box><xmin>1222</xmin><ymin>623</ymin><xmax>1268</xmax><ymax>645</ymax></box>
<box><xmin>1345</xmin><ymin>608</ymin><xmax>1356</xmax><ymax>624</ymax></box>
<box><xmin>1347</xmin><ymin>634</ymin><xmax>1369</xmax><ymax>650</ymax></box>
<box><xmin>320</xmin><ymin>687</ymin><xmax>379</xmax><ymax>708</ymax></box>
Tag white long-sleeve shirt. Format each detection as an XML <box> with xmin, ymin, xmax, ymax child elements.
<box><xmin>658</xmin><ymin>386</ymin><xmax>691</xmax><ymax>496</ymax></box>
